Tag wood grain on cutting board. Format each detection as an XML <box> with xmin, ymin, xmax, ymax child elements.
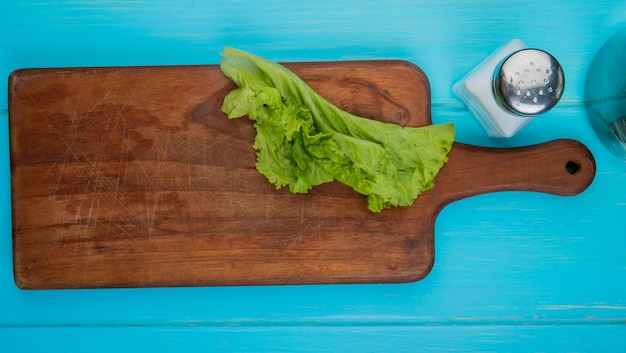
<box><xmin>8</xmin><ymin>62</ymin><xmax>595</xmax><ymax>289</ymax></box>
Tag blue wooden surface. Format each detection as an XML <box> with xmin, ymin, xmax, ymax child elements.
<box><xmin>1</xmin><ymin>1</ymin><xmax>626</xmax><ymax>351</ymax></box>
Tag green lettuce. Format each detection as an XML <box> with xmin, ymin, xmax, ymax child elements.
<box><xmin>220</xmin><ymin>47</ymin><xmax>455</xmax><ymax>212</ymax></box>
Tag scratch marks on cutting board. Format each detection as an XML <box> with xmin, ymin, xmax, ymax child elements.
<box><xmin>43</xmin><ymin>75</ymin><xmax>167</xmax><ymax>259</ymax></box>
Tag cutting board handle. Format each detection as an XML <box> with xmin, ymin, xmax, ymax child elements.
<box><xmin>436</xmin><ymin>139</ymin><xmax>596</xmax><ymax>205</ymax></box>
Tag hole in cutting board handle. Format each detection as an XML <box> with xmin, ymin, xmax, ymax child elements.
<box><xmin>565</xmin><ymin>160</ymin><xmax>581</xmax><ymax>175</ymax></box>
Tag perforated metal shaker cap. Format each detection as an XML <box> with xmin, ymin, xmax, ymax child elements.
<box><xmin>493</xmin><ymin>48</ymin><xmax>565</xmax><ymax>116</ymax></box>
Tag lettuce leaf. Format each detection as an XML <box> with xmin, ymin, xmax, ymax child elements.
<box><xmin>220</xmin><ymin>47</ymin><xmax>455</xmax><ymax>212</ymax></box>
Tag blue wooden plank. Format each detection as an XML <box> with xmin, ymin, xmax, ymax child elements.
<box><xmin>2</xmin><ymin>325</ymin><xmax>626</xmax><ymax>352</ymax></box>
<box><xmin>1</xmin><ymin>0</ymin><xmax>626</xmax><ymax>351</ymax></box>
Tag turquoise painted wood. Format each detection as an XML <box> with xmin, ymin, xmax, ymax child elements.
<box><xmin>1</xmin><ymin>0</ymin><xmax>625</xmax><ymax>351</ymax></box>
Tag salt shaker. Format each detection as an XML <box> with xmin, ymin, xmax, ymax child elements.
<box><xmin>453</xmin><ymin>39</ymin><xmax>565</xmax><ymax>138</ymax></box>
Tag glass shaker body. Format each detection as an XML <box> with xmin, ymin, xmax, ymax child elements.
<box><xmin>454</xmin><ymin>39</ymin><xmax>564</xmax><ymax>138</ymax></box>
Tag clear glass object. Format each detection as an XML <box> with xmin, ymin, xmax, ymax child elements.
<box><xmin>585</xmin><ymin>26</ymin><xmax>626</xmax><ymax>163</ymax></box>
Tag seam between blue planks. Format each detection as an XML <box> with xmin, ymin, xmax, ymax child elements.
<box><xmin>1</xmin><ymin>317</ymin><xmax>625</xmax><ymax>329</ymax></box>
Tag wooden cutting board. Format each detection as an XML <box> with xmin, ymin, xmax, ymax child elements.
<box><xmin>9</xmin><ymin>61</ymin><xmax>595</xmax><ymax>289</ymax></box>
